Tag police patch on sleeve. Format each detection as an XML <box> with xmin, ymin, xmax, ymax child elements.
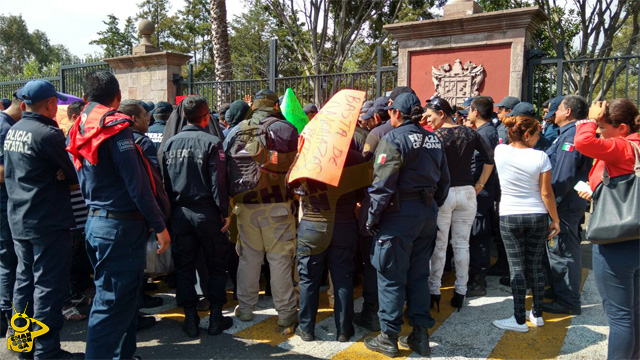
<box><xmin>376</xmin><ymin>153</ymin><xmax>387</xmax><ymax>164</ymax></box>
<box><xmin>117</xmin><ymin>139</ymin><xmax>135</xmax><ymax>152</ymax></box>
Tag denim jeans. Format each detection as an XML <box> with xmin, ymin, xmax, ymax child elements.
<box><xmin>593</xmin><ymin>240</ymin><xmax>640</xmax><ymax>360</ymax></box>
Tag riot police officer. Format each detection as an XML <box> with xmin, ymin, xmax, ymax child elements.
<box><xmin>364</xmin><ymin>92</ymin><xmax>450</xmax><ymax>357</ymax></box>
<box><xmin>161</xmin><ymin>96</ymin><xmax>233</xmax><ymax>337</ymax></box>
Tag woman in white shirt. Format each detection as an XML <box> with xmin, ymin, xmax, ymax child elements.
<box><xmin>492</xmin><ymin>104</ymin><xmax>560</xmax><ymax>332</ymax></box>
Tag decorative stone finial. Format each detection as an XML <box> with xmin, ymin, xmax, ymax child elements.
<box><xmin>138</xmin><ymin>19</ymin><xmax>155</xmax><ymax>46</ymax></box>
<box><xmin>443</xmin><ymin>0</ymin><xmax>483</xmax><ymax>17</ymax></box>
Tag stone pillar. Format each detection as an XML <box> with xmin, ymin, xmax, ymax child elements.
<box><xmin>384</xmin><ymin>2</ymin><xmax>546</xmax><ymax>106</ymax></box>
<box><xmin>104</xmin><ymin>20</ymin><xmax>191</xmax><ymax>105</ymax></box>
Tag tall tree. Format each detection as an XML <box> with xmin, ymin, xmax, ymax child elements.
<box><xmin>136</xmin><ymin>0</ymin><xmax>176</xmax><ymax>50</ymax></box>
<box><xmin>90</xmin><ymin>14</ymin><xmax>137</xmax><ymax>57</ymax></box>
<box><xmin>210</xmin><ymin>0</ymin><xmax>233</xmax><ymax>82</ymax></box>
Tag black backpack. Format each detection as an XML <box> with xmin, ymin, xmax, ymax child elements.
<box><xmin>134</xmin><ymin>136</ymin><xmax>171</xmax><ymax>223</ymax></box>
<box><xmin>227</xmin><ymin>116</ymin><xmax>296</xmax><ymax>198</ymax></box>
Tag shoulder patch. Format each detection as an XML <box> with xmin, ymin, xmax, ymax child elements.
<box><xmin>363</xmin><ymin>143</ymin><xmax>370</xmax><ymax>153</ymax></box>
<box><xmin>562</xmin><ymin>142</ymin><xmax>575</xmax><ymax>152</ymax></box>
<box><xmin>376</xmin><ymin>153</ymin><xmax>387</xmax><ymax>164</ymax></box>
<box><xmin>117</xmin><ymin>139</ymin><xmax>135</xmax><ymax>152</ymax></box>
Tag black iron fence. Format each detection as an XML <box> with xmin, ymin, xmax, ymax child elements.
<box><xmin>527</xmin><ymin>44</ymin><xmax>639</xmax><ymax>110</ymax></box>
<box><xmin>0</xmin><ymin>61</ymin><xmax>111</xmax><ymax>99</ymax></box>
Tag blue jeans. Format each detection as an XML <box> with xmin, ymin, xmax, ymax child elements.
<box><xmin>84</xmin><ymin>213</ymin><xmax>147</xmax><ymax>360</ymax></box>
<box><xmin>0</xmin><ymin>209</ymin><xmax>17</xmax><ymax>313</ymax></box>
<box><xmin>297</xmin><ymin>219</ymin><xmax>358</xmax><ymax>336</ymax></box>
<box><xmin>373</xmin><ymin>199</ymin><xmax>438</xmax><ymax>334</ymax></box>
<box><xmin>12</xmin><ymin>230</ymin><xmax>71</xmax><ymax>359</ymax></box>
<box><xmin>593</xmin><ymin>240</ymin><xmax>640</xmax><ymax>360</ymax></box>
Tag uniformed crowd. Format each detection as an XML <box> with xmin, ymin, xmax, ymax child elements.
<box><xmin>0</xmin><ymin>70</ymin><xmax>638</xmax><ymax>360</ymax></box>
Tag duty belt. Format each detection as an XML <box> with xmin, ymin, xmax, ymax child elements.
<box><xmin>399</xmin><ymin>189</ymin><xmax>435</xmax><ymax>205</ymax></box>
<box><xmin>88</xmin><ymin>209</ymin><xmax>144</xmax><ymax>220</ymax></box>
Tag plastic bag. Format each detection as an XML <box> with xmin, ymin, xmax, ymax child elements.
<box><xmin>145</xmin><ymin>233</ymin><xmax>174</xmax><ymax>275</ymax></box>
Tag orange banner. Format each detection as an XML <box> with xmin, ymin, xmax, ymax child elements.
<box><xmin>288</xmin><ymin>89</ymin><xmax>365</xmax><ymax>186</ymax></box>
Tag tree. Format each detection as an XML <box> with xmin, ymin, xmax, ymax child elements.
<box><xmin>174</xmin><ymin>0</ymin><xmax>212</xmax><ymax>69</ymax></box>
<box><xmin>210</xmin><ymin>0</ymin><xmax>233</xmax><ymax>82</ymax></box>
<box><xmin>90</xmin><ymin>14</ymin><xmax>137</xmax><ymax>58</ymax></box>
<box><xmin>136</xmin><ymin>0</ymin><xmax>177</xmax><ymax>50</ymax></box>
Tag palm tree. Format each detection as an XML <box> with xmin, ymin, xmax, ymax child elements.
<box><xmin>210</xmin><ymin>0</ymin><xmax>233</xmax><ymax>83</ymax></box>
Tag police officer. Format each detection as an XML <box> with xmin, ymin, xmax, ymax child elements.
<box><xmin>119</xmin><ymin>99</ymin><xmax>158</xmax><ymax>171</ymax></box>
<box><xmin>161</xmin><ymin>96</ymin><xmax>234</xmax><ymax>337</ymax></box>
<box><xmin>146</xmin><ymin>101</ymin><xmax>173</xmax><ymax>151</ymax></box>
<box><xmin>294</xmin><ymin>147</ymin><xmax>369</xmax><ymax>342</ymax></box>
<box><xmin>543</xmin><ymin>96</ymin><xmax>563</xmax><ymax>144</ymax></box>
<box><xmin>4</xmin><ymin>80</ymin><xmax>82</xmax><ymax>359</ymax></box>
<box><xmin>354</xmin><ymin>95</ymin><xmax>392</xmax><ymax>332</ymax></box>
<box><xmin>66</xmin><ymin>71</ymin><xmax>170</xmax><ymax>359</ymax></box>
<box><xmin>544</xmin><ymin>95</ymin><xmax>591</xmax><ymax>315</ymax></box>
<box><xmin>494</xmin><ymin>96</ymin><xmax>520</xmax><ymax>145</ymax></box>
<box><xmin>364</xmin><ymin>92</ymin><xmax>450</xmax><ymax>357</ymax></box>
<box><xmin>0</xmin><ymin>94</ymin><xmax>22</xmax><ymax>337</ymax></box>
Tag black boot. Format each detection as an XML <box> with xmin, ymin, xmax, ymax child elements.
<box><xmin>208</xmin><ymin>307</ymin><xmax>233</xmax><ymax>336</ymax></box>
<box><xmin>466</xmin><ymin>275</ymin><xmax>487</xmax><ymax>297</ymax></box>
<box><xmin>353</xmin><ymin>301</ymin><xmax>380</xmax><ymax>332</ymax></box>
<box><xmin>0</xmin><ymin>310</ymin><xmax>9</xmax><ymax>338</ymax></box>
<box><xmin>182</xmin><ymin>306</ymin><xmax>200</xmax><ymax>338</ymax></box>
<box><xmin>399</xmin><ymin>326</ymin><xmax>431</xmax><ymax>357</ymax></box>
<box><xmin>451</xmin><ymin>292</ymin><xmax>465</xmax><ymax>312</ymax></box>
<box><xmin>365</xmin><ymin>332</ymin><xmax>399</xmax><ymax>357</ymax></box>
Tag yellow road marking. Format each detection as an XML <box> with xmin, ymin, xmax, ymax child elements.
<box><xmin>332</xmin><ymin>270</ymin><xmax>458</xmax><ymax>360</ymax></box>
<box><xmin>488</xmin><ymin>268</ymin><xmax>589</xmax><ymax>360</ymax></box>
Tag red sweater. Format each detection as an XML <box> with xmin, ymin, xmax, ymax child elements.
<box><xmin>574</xmin><ymin>120</ymin><xmax>640</xmax><ymax>191</ymax></box>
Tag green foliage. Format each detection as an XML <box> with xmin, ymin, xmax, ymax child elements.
<box><xmin>0</xmin><ymin>15</ymin><xmax>78</xmax><ymax>80</ymax></box>
<box><xmin>90</xmin><ymin>14</ymin><xmax>138</xmax><ymax>58</ymax></box>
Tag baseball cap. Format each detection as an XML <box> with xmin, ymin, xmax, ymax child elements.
<box><xmin>496</xmin><ymin>96</ymin><xmax>520</xmax><ymax>110</ymax></box>
<box><xmin>387</xmin><ymin>92</ymin><xmax>421</xmax><ymax>115</ymax></box>
<box><xmin>141</xmin><ymin>101</ymin><xmax>155</xmax><ymax>113</ymax></box>
<box><xmin>458</xmin><ymin>96</ymin><xmax>475</xmax><ymax>115</ymax></box>
<box><xmin>154</xmin><ymin>101</ymin><xmax>173</xmax><ymax>115</ymax></box>
<box><xmin>1</xmin><ymin>98</ymin><xmax>10</xmax><ymax>109</ymax></box>
<box><xmin>506</xmin><ymin>102</ymin><xmax>536</xmax><ymax>117</ymax></box>
<box><xmin>544</xmin><ymin>96</ymin><xmax>564</xmax><ymax>119</ymax></box>
<box><xmin>16</xmin><ymin>80</ymin><xmax>67</xmax><ymax>105</ymax></box>
<box><xmin>303</xmin><ymin>104</ymin><xmax>319</xmax><ymax>114</ymax></box>
<box><xmin>361</xmin><ymin>96</ymin><xmax>390</xmax><ymax>120</ymax></box>
<box><xmin>360</xmin><ymin>101</ymin><xmax>374</xmax><ymax>114</ymax></box>
<box><xmin>254</xmin><ymin>89</ymin><xmax>279</xmax><ymax>104</ymax></box>
<box><xmin>388</xmin><ymin>86</ymin><xmax>415</xmax><ymax>101</ymax></box>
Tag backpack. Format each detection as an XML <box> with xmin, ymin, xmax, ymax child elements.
<box><xmin>134</xmin><ymin>136</ymin><xmax>171</xmax><ymax>223</ymax></box>
<box><xmin>227</xmin><ymin>116</ymin><xmax>296</xmax><ymax>198</ymax></box>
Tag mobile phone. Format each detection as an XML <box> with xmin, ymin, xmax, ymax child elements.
<box><xmin>574</xmin><ymin>181</ymin><xmax>592</xmax><ymax>195</ymax></box>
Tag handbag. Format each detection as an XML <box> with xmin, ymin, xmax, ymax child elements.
<box><xmin>586</xmin><ymin>140</ymin><xmax>640</xmax><ymax>244</ymax></box>
<box><xmin>145</xmin><ymin>233</ymin><xmax>174</xmax><ymax>274</ymax></box>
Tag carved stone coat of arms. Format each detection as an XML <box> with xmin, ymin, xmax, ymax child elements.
<box><xmin>431</xmin><ymin>59</ymin><xmax>485</xmax><ymax>107</ymax></box>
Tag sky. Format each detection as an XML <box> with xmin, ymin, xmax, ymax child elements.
<box><xmin>2</xmin><ymin>0</ymin><xmax>247</xmax><ymax>58</ymax></box>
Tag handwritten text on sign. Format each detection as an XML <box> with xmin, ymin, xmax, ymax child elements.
<box><xmin>288</xmin><ymin>89</ymin><xmax>365</xmax><ymax>187</ymax></box>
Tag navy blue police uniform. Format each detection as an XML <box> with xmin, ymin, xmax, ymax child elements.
<box><xmin>4</xmin><ymin>110</ymin><xmax>78</xmax><ymax>359</ymax></box>
<box><xmin>146</xmin><ymin>120</ymin><xmax>166</xmax><ymax>152</ymax></box>
<box><xmin>295</xmin><ymin>148</ymin><xmax>368</xmax><ymax>340</ymax></box>
<box><xmin>0</xmin><ymin>110</ymin><xmax>18</xmax><ymax>332</ymax></box>
<box><xmin>161</xmin><ymin>124</ymin><xmax>231</xmax><ymax>333</ymax></box>
<box><xmin>355</xmin><ymin>97</ymin><xmax>393</xmax><ymax>330</ymax></box>
<box><xmin>132</xmin><ymin>130</ymin><xmax>160</xmax><ymax>172</ymax></box>
<box><xmin>72</xmin><ymin>104</ymin><xmax>166</xmax><ymax>360</ymax></box>
<box><xmin>367</xmin><ymin>115</ymin><xmax>450</xmax><ymax>348</ymax></box>
<box><xmin>544</xmin><ymin>121</ymin><xmax>591</xmax><ymax>312</ymax></box>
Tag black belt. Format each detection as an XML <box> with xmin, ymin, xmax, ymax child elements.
<box><xmin>399</xmin><ymin>189</ymin><xmax>435</xmax><ymax>205</ymax></box>
<box><xmin>399</xmin><ymin>191</ymin><xmax>422</xmax><ymax>200</ymax></box>
<box><xmin>88</xmin><ymin>209</ymin><xmax>144</xmax><ymax>220</ymax></box>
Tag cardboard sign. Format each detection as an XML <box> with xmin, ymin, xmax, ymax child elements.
<box><xmin>280</xmin><ymin>88</ymin><xmax>308</xmax><ymax>133</ymax></box>
<box><xmin>287</xmin><ymin>89</ymin><xmax>365</xmax><ymax>186</ymax></box>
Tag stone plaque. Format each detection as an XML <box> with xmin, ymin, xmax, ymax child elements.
<box><xmin>431</xmin><ymin>59</ymin><xmax>485</xmax><ymax>106</ymax></box>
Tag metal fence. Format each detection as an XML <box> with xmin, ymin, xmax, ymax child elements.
<box><xmin>527</xmin><ymin>44</ymin><xmax>639</xmax><ymax>110</ymax></box>
<box><xmin>0</xmin><ymin>61</ymin><xmax>111</xmax><ymax>99</ymax></box>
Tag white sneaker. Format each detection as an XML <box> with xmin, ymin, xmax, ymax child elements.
<box><xmin>526</xmin><ymin>310</ymin><xmax>544</xmax><ymax>327</ymax></box>
<box><xmin>492</xmin><ymin>315</ymin><xmax>529</xmax><ymax>332</ymax></box>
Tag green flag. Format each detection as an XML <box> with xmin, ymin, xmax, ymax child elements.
<box><xmin>280</xmin><ymin>88</ymin><xmax>309</xmax><ymax>133</ymax></box>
